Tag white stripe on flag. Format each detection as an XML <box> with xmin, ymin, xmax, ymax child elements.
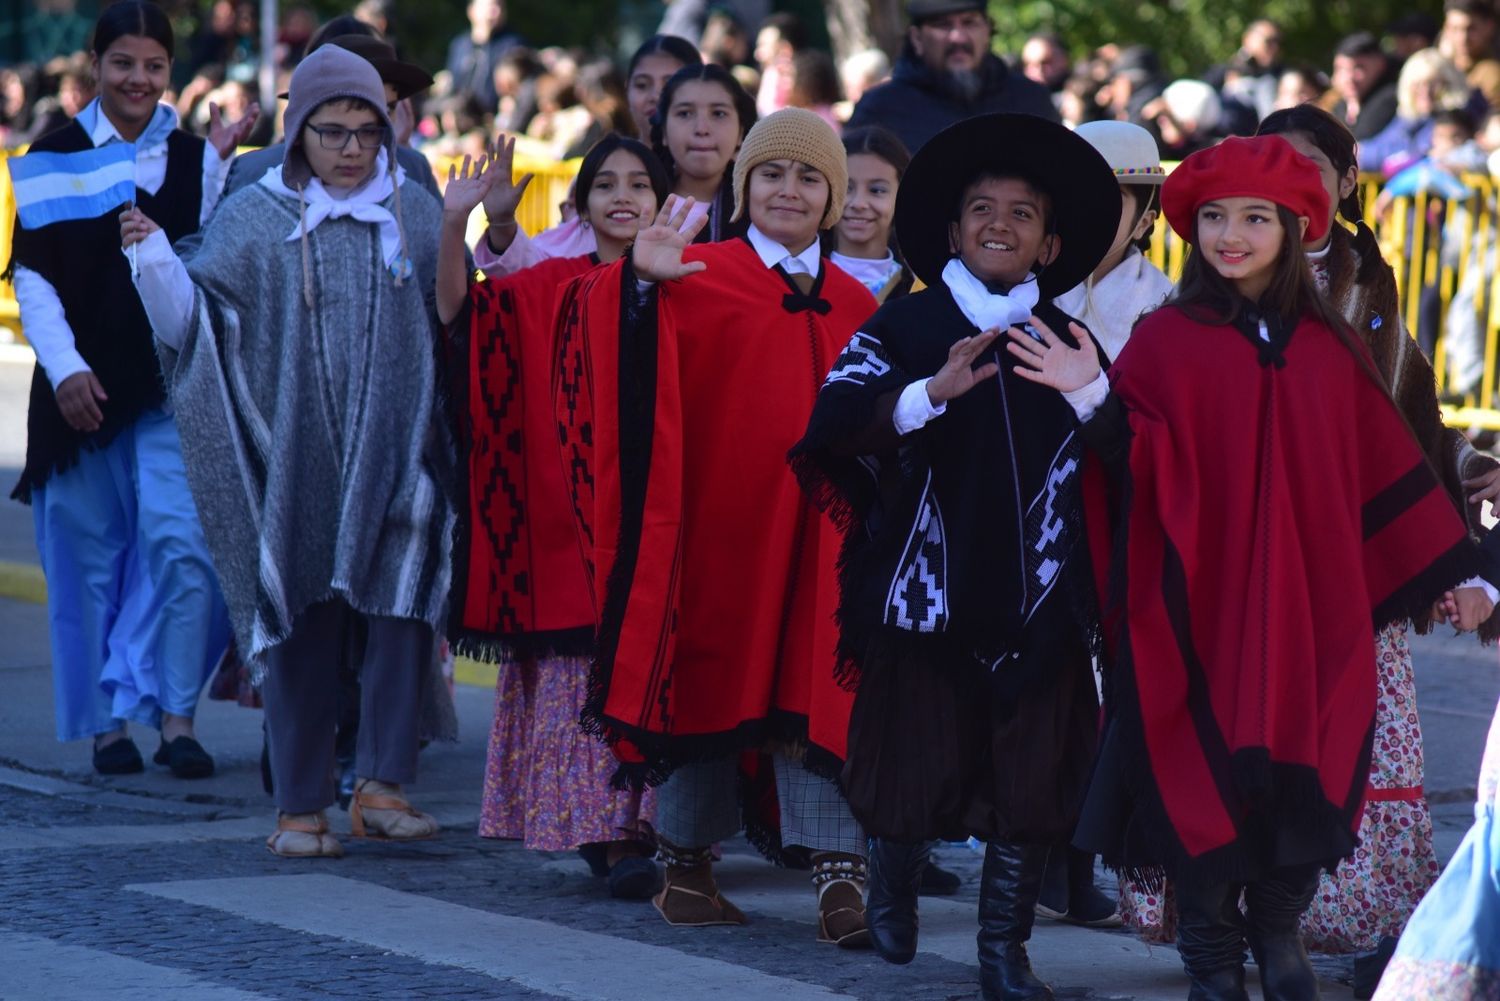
<box><xmin>8</xmin><ymin>144</ymin><xmax>137</xmax><ymax>229</ymax></box>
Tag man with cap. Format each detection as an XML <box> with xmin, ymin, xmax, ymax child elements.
<box><xmin>553</xmin><ymin>108</ymin><xmax>877</xmax><ymax>942</ymax></box>
<box><xmin>789</xmin><ymin>113</ymin><xmax>1120</xmax><ymax>1000</ymax></box>
<box><xmin>845</xmin><ymin>0</ymin><xmax>1056</xmax><ymax>154</ymax></box>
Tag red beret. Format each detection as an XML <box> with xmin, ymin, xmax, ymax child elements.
<box><xmin>1161</xmin><ymin>135</ymin><xmax>1331</xmax><ymax>245</ymax></box>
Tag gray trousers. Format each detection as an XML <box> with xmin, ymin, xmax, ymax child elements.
<box><xmin>655</xmin><ymin>753</ymin><xmax>867</xmax><ymax>857</ymax></box>
<box><xmin>261</xmin><ymin>600</ymin><xmax>432</xmax><ymax>814</ymax></box>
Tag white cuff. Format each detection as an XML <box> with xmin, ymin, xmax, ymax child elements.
<box><xmin>44</xmin><ymin>348</ymin><xmax>92</xmax><ymax>390</ymax></box>
<box><xmin>1459</xmin><ymin>576</ymin><xmax>1500</xmax><ymax>604</ymax></box>
<box><xmin>1062</xmin><ymin>371</ymin><xmax>1111</xmax><ymax>421</ymax></box>
<box><xmin>13</xmin><ymin>265</ymin><xmax>89</xmax><ymax>389</ymax></box>
<box><xmin>200</xmin><ymin>143</ymin><xmax>232</xmax><ymax>224</ymax></box>
<box><xmin>129</xmin><ymin>229</ymin><xmax>194</xmax><ymax>351</ymax></box>
<box><xmin>893</xmin><ymin>378</ymin><xmax>946</xmax><ymax>434</ymax></box>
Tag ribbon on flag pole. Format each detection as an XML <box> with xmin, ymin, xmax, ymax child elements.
<box><xmin>7</xmin><ymin>143</ymin><xmax>137</xmax><ymax>229</ymax></box>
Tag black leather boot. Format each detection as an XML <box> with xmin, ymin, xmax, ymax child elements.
<box><xmin>1245</xmin><ymin>867</ymin><xmax>1321</xmax><ymax>1001</ymax></box>
<box><xmin>866</xmin><ymin>838</ymin><xmax>930</xmax><ymax>964</ymax></box>
<box><xmin>1175</xmin><ymin>872</ymin><xmax>1250</xmax><ymax>1001</ymax></box>
<box><xmin>977</xmin><ymin>840</ymin><xmax>1053</xmax><ymax>1001</ymax></box>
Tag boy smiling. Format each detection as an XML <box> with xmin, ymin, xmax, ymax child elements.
<box><xmin>790</xmin><ymin>113</ymin><xmax>1119</xmax><ymax>1000</ymax></box>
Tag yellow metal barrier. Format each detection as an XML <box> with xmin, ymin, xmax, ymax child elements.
<box><xmin>7</xmin><ymin>146</ymin><xmax>1500</xmax><ymax>430</ymax></box>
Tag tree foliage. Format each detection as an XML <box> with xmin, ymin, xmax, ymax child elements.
<box><xmin>984</xmin><ymin>0</ymin><xmax>1445</xmax><ymax>78</ymax></box>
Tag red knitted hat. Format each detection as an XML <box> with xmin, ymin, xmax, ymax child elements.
<box><xmin>1161</xmin><ymin>135</ymin><xmax>1331</xmax><ymax>245</ymax></box>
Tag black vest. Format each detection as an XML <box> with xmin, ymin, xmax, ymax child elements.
<box><xmin>10</xmin><ymin>121</ymin><xmax>205</xmax><ymax>502</ymax></box>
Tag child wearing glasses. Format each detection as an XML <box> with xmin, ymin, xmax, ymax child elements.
<box><xmin>121</xmin><ymin>45</ymin><xmax>452</xmax><ymax>858</ymax></box>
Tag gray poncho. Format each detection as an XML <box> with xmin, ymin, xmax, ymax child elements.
<box><xmin>159</xmin><ymin>178</ymin><xmax>454</xmax><ymax>673</ymax></box>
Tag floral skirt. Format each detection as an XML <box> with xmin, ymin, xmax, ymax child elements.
<box><xmin>478</xmin><ymin>654</ymin><xmax>654</xmax><ymax>851</ymax></box>
<box><xmin>1375</xmin><ymin>696</ymin><xmax>1500</xmax><ymax>1000</ymax></box>
<box><xmin>1119</xmin><ymin>622</ymin><xmax>1436</xmax><ymax>950</ymax></box>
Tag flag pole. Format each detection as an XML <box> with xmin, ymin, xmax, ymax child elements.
<box><xmin>129</xmin><ymin>199</ymin><xmax>139</xmax><ymax>280</ymax></box>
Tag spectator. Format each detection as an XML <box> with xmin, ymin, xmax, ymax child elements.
<box><xmin>753</xmin><ymin>12</ymin><xmax>806</xmax><ymax>116</ymax></box>
<box><xmin>838</xmin><ymin>48</ymin><xmax>890</xmax><ymax>110</ymax></box>
<box><xmin>1329</xmin><ymin>31</ymin><xmax>1400</xmax><ymax>140</ymax></box>
<box><xmin>276</xmin><ymin>5</ymin><xmax>317</xmax><ymax>70</ymax></box>
<box><xmin>562</xmin><ymin>61</ymin><xmax>633</xmax><ymax>156</ymax></box>
<box><xmin>185</xmin><ymin>0</ymin><xmax>253</xmax><ymax>82</ymax></box>
<box><xmin>1020</xmin><ymin>32</ymin><xmax>1072</xmax><ymax>94</ymax></box>
<box><xmin>353</xmin><ymin>0</ymin><xmax>394</xmax><ymax>40</ymax></box>
<box><xmin>521</xmin><ymin>72</ymin><xmax>590</xmax><ymax>159</ymax></box>
<box><xmin>1210</xmin><ymin>19</ymin><xmax>1284</xmax><ymax>120</ymax></box>
<box><xmin>492</xmin><ymin>47</ymin><xmax>546</xmax><ymax>135</ymax></box>
<box><xmin>1059</xmin><ymin>68</ymin><xmax>1106</xmax><ymax>127</ymax></box>
<box><xmin>1359</xmin><ymin>48</ymin><xmax>1471</xmax><ymax>172</ymax></box>
<box><xmin>445</xmin><ymin>0</ymin><xmax>525</xmax><ymax>111</ymax></box>
<box><xmin>700</xmin><ymin>10</ymin><xmax>750</xmax><ymax>69</ymax></box>
<box><xmin>1388</xmin><ymin>12</ymin><xmax>1441</xmax><ymax>62</ymax></box>
<box><xmin>657</xmin><ymin>0</ymin><xmax>770</xmax><ymax>48</ymax></box>
<box><xmin>845</xmin><ymin>0</ymin><xmax>1057</xmax><ymax>153</ymax></box>
<box><xmin>787</xmin><ymin>49</ymin><xmax>841</xmax><ymax>129</ymax></box>
<box><xmin>1274</xmin><ymin>62</ymin><xmax>1328</xmax><ymax>111</ymax></box>
<box><xmin>1440</xmin><ymin>0</ymin><xmax>1500</xmax><ymax>110</ymax></box>
<box><xmin>1143</xmin><ymin>78</ymin><xmax>1225</xmax><ymax>158</ymax></box>
<box><xmin>1103</xmin><ymin>45</ymin><xmax>1168</xmax><ymax>124</ymax></box>
<box><xmin>27</xmin><ymin>59</ymin><xmax>96</xmax><ymax>140</ymax></box>
<box><xmin>0</xmin><ymin>65</ymin><xmax>42</xmax><ymax>146</ymax></box>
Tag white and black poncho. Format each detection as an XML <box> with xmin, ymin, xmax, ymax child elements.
<box><xmin>157</xmin><ymin>179</ymin><xmax>454</xmax><ymax>673</ymax></box>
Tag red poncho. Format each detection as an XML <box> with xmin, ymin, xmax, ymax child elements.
<box><xmin>449</xmin><ymin>255</ymin><xmax>598</xmax><ymax>659</ymax></box>
<box><xmin>1082</xmin><ymin>305</ymin><xmax>1477</xmax><ymax>879</ymax></box>
<box><xmin>553</xmin><ymin>239</ymin><xmax>875</xmax><ymax>779</ymax></box>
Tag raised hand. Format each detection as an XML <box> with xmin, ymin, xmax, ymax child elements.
<box><xmin>444</xmin><ymin>150</ymin><xmax>501</xmax><ymax>220</ymax></box>
<box><xmin>480</xmin><ymin>134</ymin><xmax>535</xmax><ymax>226</ymax></box>
<box><xmin>926</xmin><ymin>329</ymin><xmax>1001</xmax><ymax>406</ymax></box>
<box><xmin>120</xmin><ymin>206</ymin><xmax>161</xmax><ymax>249</ymax></box>
<box><xmin>1006</xmin><ymin>315</ymin><xmax>1101</xmax><ymax>394</ymax></box>
<box><xmin>206</xmin><ymin>100</ymin><xmax>261</xmax><ymax>160</ymax></box>
<box><xmin>631</xmin><ymin>195</ymin><xmax>709</xmax><ymax>282</ymax></box>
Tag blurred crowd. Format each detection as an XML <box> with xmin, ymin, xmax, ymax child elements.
<box><xmin>8</xmin><ymin>0</ymin><xmax>1500</xmax><ymax>186</ymax></box>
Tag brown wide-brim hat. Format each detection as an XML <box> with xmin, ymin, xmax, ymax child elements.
<box><xmin>894</xmin><ymin>112</ymin><xmax>1121</xmax><ymax>298</ymax></box>
<box><xmin>278</xmin><ymin>34</ymin><xmax>434</xmax><ymax>103</ymax></box>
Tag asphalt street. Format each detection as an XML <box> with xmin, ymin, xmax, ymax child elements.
<box><xmin>0</xmin><ymin>349</ymin><xmax>1495</xmax><ymax>1000</ymax></box>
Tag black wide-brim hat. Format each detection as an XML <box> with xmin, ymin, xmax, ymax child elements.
<box><xmin>895</xmin><ymin>113</ymin><xmax>1123</xmax><ymax>298</ymax></box>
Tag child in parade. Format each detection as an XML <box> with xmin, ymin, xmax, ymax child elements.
<box><xmin>1256</xmin><ymin>103</ymin><xmax>1500</xmax><ymax>989</ymax></box>
<box><xmin>1053</xmin><ymin>120</ymin><xmax>1174</xmax><ymax>364</ymax></box>
<box><xmin>553</xmin><ymin>108</ymin><xmax>876</xmax><ymax>943</ymax></box>
<box><xmin>1009</xmin><ymin>134</ymin><xmax>1481</xmax><ymax>1001</ymax></box>
<box><xmin>830</xmin><ymin>125</ymin><xmax>914</xmax><ymax>305</ymax></box>
<box><xmin>436</xmin><ymin>136</ymin><xmax>672</xmax><ymax>899</ymax></box>
<box><xmin>8</xmin><ymin>0</ymin><xmax>252</xmax><ymax>778</ymax></box>
<box><xmin>790</xmin><ymin>113</ymin><xmax>1122</xmax><ymax>1000</ymax></box>
<box><xmin>472</xmin><ymin>35</ymin><xmax>703</xmax><ymax>276</ymax></box>
<box><xmin>122</xmin><ymin>44</ymin><xmax>450</xmax><ymax>858</ymax></box>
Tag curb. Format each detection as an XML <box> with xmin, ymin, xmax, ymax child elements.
<box><xmin>0</xmin><ymin>559</ymin><xmax>44</xmax><ymax>604</ymax></box>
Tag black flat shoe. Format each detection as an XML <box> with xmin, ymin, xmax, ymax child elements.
<box><xmin>93</xmin><ymin>737</ymin><xmax>144</xmax><ymax>775</ymax></box>
<box><xmin>154</xmin><ymin>735</ymin><xmax>215</xmax><ymax>778</ymax></box>
<box><xmin>607</xmin><ymin>855</ymin><xmax>661</xmax><ymax>900</ymax></box>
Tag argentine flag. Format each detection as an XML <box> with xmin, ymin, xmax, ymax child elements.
<box><xmin>7</xmin><ymin>142</ymin><xmax>137</xmax><ymax>230</ymax></box>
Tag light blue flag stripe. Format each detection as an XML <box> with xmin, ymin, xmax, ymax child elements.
<box><xmin>8</xmin><ymin>143</ymin><xmax>137</xmax><ymax>230</ymax></box>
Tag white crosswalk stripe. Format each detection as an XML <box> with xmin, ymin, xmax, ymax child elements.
<box><xmin>0</xmin><ymin>929</ymin><xmax>276</xmax><ymax>1001</ymax></box>
<box><xmin>126</xmin><ymin>873</ymin><xmax>850</xmax><ymax>1001</ymax></box>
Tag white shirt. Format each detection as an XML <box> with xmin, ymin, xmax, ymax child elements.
<box><xmin>746</xmin><ymin>222</ymin><xmax>821</xmax><ymax>278</ymax></box>
<box><xmin>15</xmin><ymin>106</ymin><xmax>229</xmax><ymax>390</ymax></box>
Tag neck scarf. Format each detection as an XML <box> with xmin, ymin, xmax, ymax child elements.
<box><xmin>942</xmin><ymin>257</ymin><xmax>1039</xmax><ymax>331</ymax></box>
<box><xmin>260</xmin><ymin>149</ymin><xmax>409</xmax><ymax>274</ymax></box>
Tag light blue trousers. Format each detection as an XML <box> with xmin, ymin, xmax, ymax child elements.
<box><xmin>33</xmin><ymin>408</ymin><xmax>231</xmax><ymax>741</ymax></box>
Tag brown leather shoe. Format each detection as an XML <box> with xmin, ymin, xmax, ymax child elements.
<box><xmin>653</xmin><ymin>861</ymin><xmax>747</xmax><ymax>926</ymax></box>
<box><xmin>813</xmin><ymin>852</ymin><xmax>872</xmax><ymax>948</ymax></box>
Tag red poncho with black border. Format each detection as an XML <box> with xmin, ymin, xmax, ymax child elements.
<box><xmin>1077</xmin><ymin>304</ymin><xmax>1479</xmax><ymax>883</ymax></box>
<box><xmin>552</xmin><ymin>238</ymin><xmax>875</xmax><ymax>783</ymax></box>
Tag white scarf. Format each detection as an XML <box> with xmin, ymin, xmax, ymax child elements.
<box><xmin>941</xmin><ymin>257</ymin><xmax>1040</xmax><ymax>331</ymax></box>
<box><xmin>259</xmin><ymin>149</ymin><xmax>409</xmax><ymax>271</ymax></box>
<box><xmin>831</xmin><ymin>250</ymin><xmax>903</xmax><ymax>298</ymax></box>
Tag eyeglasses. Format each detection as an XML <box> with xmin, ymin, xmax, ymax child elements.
<box><xmin>305</xmin><ymin>123</ymin><xmax>387</xmax><ymax>150</ymax></box>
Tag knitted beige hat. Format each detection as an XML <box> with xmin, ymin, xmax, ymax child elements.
<box><xmin>731</xmin><ymin>108</ymin><xmax>847</xmax><ymax>228</ymax></box>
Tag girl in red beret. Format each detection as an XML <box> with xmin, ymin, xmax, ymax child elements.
<box><xmin>1007</xmin><ymin>134</ymin><xmax>1483</xmax><ymax>1001</ymax></box>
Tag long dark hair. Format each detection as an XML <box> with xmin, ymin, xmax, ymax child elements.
<box><xmin>648</xmin><ymin>63</ymin><xmax>757</xmax><ymax>176</ymax></box>
<box><xmin>627</xmin><ymin>34</ymin><xmax>701</xmax><ymax>79</ymax></box>
<box><xmin>574</xmin><ymin>134</ymin><xmax>671</xmax><ymax>217</ymax></box>
<box><xmin>1257</xmin><ymin>104</ymin><xmax>1385</xmax><ymax>284</ymax></box>
<box><xmin>92</xmin><ymin>0</ymin><xmax>174</xmax><ymax>58</ymax></box>
<box><xmin>1171</xmin><ymin>204</ymin><xmax>1389</xmax><ymax>391</ymax></box>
